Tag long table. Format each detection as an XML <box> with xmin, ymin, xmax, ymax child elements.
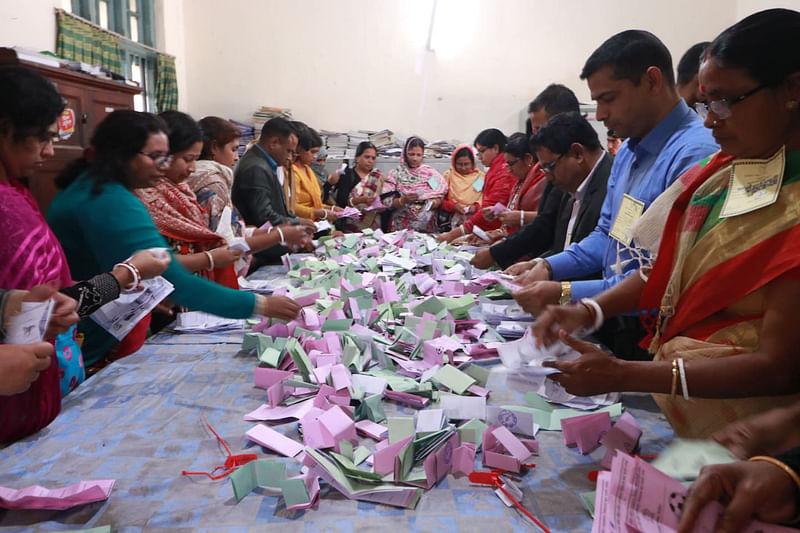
<box><xmin>0</xmin><ymin>307</ymin><xmax>674</xmax><ymax>532</ymax></box>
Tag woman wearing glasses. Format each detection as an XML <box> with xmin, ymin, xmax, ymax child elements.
<box><xmin>48</xmin><ymin>110</ymin><xmax>303</xmax><ymax>371</ymax></box>
<box><xmin>531</xmin><ymin>8</ymin><xmax>800</xmax><ymax>439</ymax></box>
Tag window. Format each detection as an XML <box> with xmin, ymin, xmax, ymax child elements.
<box><xmin>66</xmin><ymin>0</ymin><xmax>157</xmax><ymax>111</ymax></box>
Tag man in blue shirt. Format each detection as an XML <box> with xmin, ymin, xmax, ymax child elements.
<box><xmin>511</xmin><ymin>30</ymin><xmax>718</xmax><ymax>359</ymax></box>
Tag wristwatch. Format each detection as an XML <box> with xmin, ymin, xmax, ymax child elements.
<box><xmin>559</xmin><ymin>281</ymin><xmax>572</xmax><ymax>306</ymax></box>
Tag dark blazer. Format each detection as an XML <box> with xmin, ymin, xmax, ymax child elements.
<box><xmin>490</xmin><ymin>152</ymin><xmax>613</xmax><ymax>269</ymax></box>
<box><xmin>232</xmin><ymin>145</ymin><xmax>293</xmax><ymax>228</ymax></box>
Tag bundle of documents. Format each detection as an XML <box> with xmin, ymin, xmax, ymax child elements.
<box><xmin>368</xmin><ymin>129</ymin><xmax>395</xmax><ymax>147</ymax></box>
<box><xmin>425</xmin><ymin>139</ymin><xmax>458</xmax><ymax>159</ymax></box>
<box><xmin>252</xmin><ymin>106</ymin><xmax>292</xmax><ymax>135</ymax></box>
<box><xmin>231</xmin><ymin>119</ymin><xmax>255</xmax><ymax>156</ymax></box>
<box><xmin>174</xmin><ymin>311</ymin><xmax>244</xmax><ymax>333</ymax></box>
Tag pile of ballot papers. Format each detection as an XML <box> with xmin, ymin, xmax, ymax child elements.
<box><xmin>222</xmin><ymin>229</ymin><xmax>632</xmax><ymax>514</ymax></box>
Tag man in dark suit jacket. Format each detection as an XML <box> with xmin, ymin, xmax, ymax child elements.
<box><xmin>233</xmin><ymin>117</ymin><xmax>298</xmax><ymax>228</ymax></box>
<box><xmin>472</xmin><ymin>112</ymin><xmax>611</xmax><ymax>272</ymax></box>
<box><xmin>232</xmin><ymin>118</ymin><xmax>315</xmax><ymax>267</ymax></box>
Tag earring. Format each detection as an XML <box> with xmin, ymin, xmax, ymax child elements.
<box><xmin>787</xmin><ymin>100</ymin><xmax>798</xmax><ymax>110</ymax></box>
<box><xmin>712</xmin><ymin>120</ymin><xmax>719</xmax><ymax>126</ymax></box>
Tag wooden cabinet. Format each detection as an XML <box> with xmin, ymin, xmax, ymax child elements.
<box><xmin>0</xmin><ymin>48</ymin><xmax>141</xmax><ymax>214</ymax></box>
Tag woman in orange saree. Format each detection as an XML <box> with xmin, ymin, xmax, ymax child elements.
<box><xmin>531</xmin><ymin>7</ymin><xmax>800</xmax><ymax>438</ymax></box>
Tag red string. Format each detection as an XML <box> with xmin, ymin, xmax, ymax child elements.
<box><xmin>468</xmin><ymin>470</ymin><xmax>550</xmax><ymax>533</ymax></box>
<box><xmin>495</xmin><ymin>482</ymin><xmax>551</xmax><ymax>533</ymax></box>
<box><xmin>181</xmin><ymin>414</ymin><xmax>258</xmax><ymax>480</ymax></box>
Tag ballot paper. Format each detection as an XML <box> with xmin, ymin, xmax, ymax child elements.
<box><xmin>174</xmin><ymin>311</ymin><xmax>244</xmax><ymax>333</ymax></box>
<box><xmin>90</xmin><ymin>276</ymin><xmax>174</xmax><ymax>340</ymax></box>
<box><xmin>0</xmin><ymin>480</ymin><xmax>115</xmax><ymax>510</ymax></box>
<box><xmin>481</xmin><ymin>302</ymin><xmax>529</xmax><ymax>325</ymax></box>
<box><xmin>472</xmin><ymin>226</ymin><xmax>491</xmax><ymax>242</ymax></box>
<box><xmin>314</xmin><ymin>220</ymin><xmax>333</xmax><ymax>233</ymax></box>
<box><xmin>5</xmin><ymin>299</ymin><xmax>54</xmax><ymax>344</ymax></box>
<box><xmin>592</xmin><ymin>453</ymin><xmax>795</xmax><ymax>533</ymax></box>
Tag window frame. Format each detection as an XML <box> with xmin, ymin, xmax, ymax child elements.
<box><xmin>67</xmin><ymin>0</ymin><xmax>158</xmax><ymax>112</ymax></box>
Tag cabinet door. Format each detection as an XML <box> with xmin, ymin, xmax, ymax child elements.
<box><xmin>87</xmin><ymin>88</ymin><xmax>135</xmax><ymax>135</ymax></box>
<box><xmin>27</xmin><ymin>79</ymin><xmax>87</xmax><ymax>215</ymax></box>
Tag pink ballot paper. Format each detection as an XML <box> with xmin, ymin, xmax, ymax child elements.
<box><xmin>0</xmin><ymin>480</ymin><xmax>115</xmax><ymax>510</ymax></box>
<box><xmin>592</xmin><ymin>453</ymin><xmax>796</xmax><ymax>533</ymax></box>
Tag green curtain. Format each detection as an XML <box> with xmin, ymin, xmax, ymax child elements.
<box><xmin>155</xmin><ymin>54</ymin><xmax>178</xmax><ymax>112</ymax></box>
<box><xmin>56</xmin><ymin>11</ymin><xmax>122</xmax><ymax>74</ymax></box>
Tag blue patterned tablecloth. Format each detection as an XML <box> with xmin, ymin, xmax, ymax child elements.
<box><xmin>0</xmin><ymin>325</ymin><xmax>674</xmax><ymax>533</ymax></box>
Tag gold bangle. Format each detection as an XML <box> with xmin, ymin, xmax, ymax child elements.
<box><xmin>559</xmin><ymin>281</ymin><xmax>572</xmax><ymax>306</ymax></box>
<box><xmin>748</xmin><ymin>455</ymin><xmax>800</xmax><ymax>521</ymax></box>
<box><xmin>670</xmin><ymin>359</ymin><xmax>678</xmax><ymax>398</ymax></box>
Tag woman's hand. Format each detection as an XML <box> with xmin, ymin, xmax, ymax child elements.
<box><xmin>352</xmin><ymin>196</ymin><xmax>372</xmax><ymax>206</ymax></box>
<box><xmin>678</xmin><ymin>460</ymin><xmax>799</xmax><ymax>533</ymax></box>
<box><xmin>0</xmin><ymin>342</ymin><xmax>54</xmax><ymax>395</ymax></box>
<box><xmin>437</xmin><ymin>228</ymin><xmax>462</xmax><ymax>243</ymax></box>
<box><xmin>531</xmin><ymin>303</ymin><xmax>594</xmax><ymax>347</ymax></box>
<box><xmin>481</xmin><ymin>206</ymin><xmax>497</xmax><ymax>221</ymax></box>
<box><xmin>257</xmin><ymin>295</ymin><xmax>301</xmax><ymax>321</ymax></box>
<box><xmin>404</xmin><ymin>193</ymin><xmax>419</xmax><ymax>204</ymax></box>
<box><xmin>429</xmin><ymin>198</ymin><xmax>442</xmax><ymax>210</ymax></box>
<box><xmin>327</xmin><ymin>173</ymin><xmax>340</xmax><ymax>185</ymax></box>
<box><xmin>542</xmin><ymin>331</ymin><xmax>624</xmax><ymax>396</ymax></box>
<box><xmin>210</xmin><ymin>246</ymin><xmax>244</xmax><ymax>270</ymax></box>
<box><xmin>16</xmin><ymin>285</ymin><xmax>79</xmax><ymax>338</ymax></box>
<box><xmin>712</xmin><ymin>404</ymin><xmax>800</xmax><ymax>459</ymax></box>
<box><xmin>127</xmin><ymin>249</ymin><xmax>172</xmax><ymax>280</ymax></box>
<box><xmin>498</xmin><ymin>210</ymin><xmax>522</xmax><ymax>226</ymax></box>
<box><xmin>279</xmin><ymin>224</ymin><xmax>312</xmax><ymax>249</ymax></box>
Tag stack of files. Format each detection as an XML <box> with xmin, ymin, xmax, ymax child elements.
<box><xmin>321</xmin><ymin>129</ymin><xmax>349</xmax><ymax>158</ymax></box>
<box><xmin>174</xmin><ymin>311</ymin><xmax>244</xmax><ymax>333</ymax></box>
<box><xmin>368</xmin><ymin>129</ymin><xmax>395</xmax><ymax>147</ymax></box>
<box><xmin>252</xmin><ymin>106</ymin><xmax>292</xmax><ymax>134</ymax></box>
<box><xmin>231</xmin><ymin>119</ymin><xmax>255</xmax><ymax>156</ymax></box>
<box><xmin>425</xmin><ymin>139</ymin><xmax>457</xmax><ymax>159</ymax></box>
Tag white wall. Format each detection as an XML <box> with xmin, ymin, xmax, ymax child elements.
<box><xmin>0</xmin><ymin>0</ymin><xmax>62</xmax><ymax>51</ymax></box>
<box><xmin>180</xmin><ymin>0</ymin><xmax>740</xmax><ymax>142</ymax></box>
<box><xmin>1</xmin><ymin>0</ymin><xmax>796</xmax><ymax>143</ymax></box>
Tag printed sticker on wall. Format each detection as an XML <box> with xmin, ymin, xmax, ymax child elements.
<box><xmin>58</xmin><ymin>109</ymin><xmax>76</xmax><ymax>141</ymax></box>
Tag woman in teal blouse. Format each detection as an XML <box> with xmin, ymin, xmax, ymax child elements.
<box><xmin>48</xmin><ymin>110</ymin><xmax>300</xmax><ymax>367</ymax></box>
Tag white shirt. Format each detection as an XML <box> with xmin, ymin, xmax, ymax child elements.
<box><xmin>564</xmin><ymin>152</ymin><xmax>605</xmax><ymax>249</ymax></box>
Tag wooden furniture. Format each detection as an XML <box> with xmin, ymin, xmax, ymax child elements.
<box><xmin>0</xmin><ymin>47</ymin><xmax>141</xmax><ymax>214</ymax></box>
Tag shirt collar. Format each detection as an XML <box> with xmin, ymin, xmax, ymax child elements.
<box><xmin>253</xmin><ymin>143</ymin><xmax>278</xmax><ymax>171</ymax></box>
<box><xmin>627</xmin><ymin>100</ymin><xmax>692</xmax><ymax>156</ymax></box>
<box><xmin>574</xmin><ymin>151</ymin><xmax>605</xmax><ymax>202</ymax></box>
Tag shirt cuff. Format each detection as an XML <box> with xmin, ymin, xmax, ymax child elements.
<box><xmin>569</xmin><ymin>280</ymin><xmax>606</xmax><ymax>302</ymax></box>
<box><xmin>544</xmin><ymin>252</ymin><xmax>572</xmax><ymax>280</ymax></box>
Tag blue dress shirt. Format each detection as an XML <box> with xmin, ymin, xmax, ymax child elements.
<box><xmin>546</xmin><ymin>100</ymin><xmax>719</xmax><ymax>303</ymax></box>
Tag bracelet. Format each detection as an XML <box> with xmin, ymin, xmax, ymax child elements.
<box><xmin>559</xmin><ymin>281</ymin><xmax>572</xmax><ymax>306</ymax></box>
<box><xmin>677</xmin><ymin>357</ymin><xmax>689</xmax><ymax>400</ymax></box>
<box><xmin>113</xmin><ymin>261</ymin><xmax>139</xmax><ymax>291</ymax></box>
<box><xmin>579</xmin><ymin>297</ymin><xmax>604</xmax><ymax>333</ymax></box>
<box><xmin>460</xmin><ymin>226</ymin><xmax>466</xmax><ymax>236</ymax></box>
<box><xmin>748</xmin><ymin>456</ymin><xmax>800</xmax><ymax>509</ymax></box>
<box><xmin>322</xmin><ymin>210</ymin><xmax>328</xmax><ymax>221</ymax></box>
<box><xmin>670</xmin><ymin>359</ymin><xmax>678</xmax><ymax>398</ymax></box>
<box><xmin>204</xmin><ymin>250</ymin><xmax>215</xmax><ymax>271</ymax></box>
<box><xmin>519</xmin><ymin>210</ymin><xmax>524</xmax><ymax>226</ymax></box>
<box><xmin>277</xmin><ymin>226</ymin><xmax>286</xmax><ymax>246</ymax></box>
<box><xmin>255</xmin><ymin>294</ymin><xmax>270</xmax><ymax>316</ymax></box>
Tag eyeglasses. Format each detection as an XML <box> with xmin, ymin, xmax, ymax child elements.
<box><xmin>540</xmin><ymin>154</ymin><xmax>562</xmax><ymax>174</ymax></box>
<box><xmin>694</xmin><ymin>84</ymin><xmax>768</xmax><ymax>120</ymax></box>
<box><xmin>140</xmin><ymin>151</ymin><xmax>173</xmax><ymax>167</ymax></box>
<box><xmin>505</xmin><ymin>157</ymin><xmax>520</xmax><ymax>168</ymax></box>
